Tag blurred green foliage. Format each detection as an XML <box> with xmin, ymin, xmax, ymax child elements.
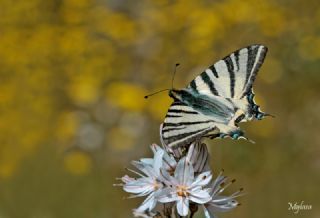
<box><xmin>0</xmin><ymin>0</ymin><xmax>320</xmax><ymax>217</ymax></box>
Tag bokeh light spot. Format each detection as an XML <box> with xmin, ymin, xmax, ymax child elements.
<box><xmin>106</xmin><ymin>83</ymin><xmax>147</xmax><ymax>111</ymax></box>
<box><xmin>64</xmin><ymin>152</ymin><xmax>92</xmax><ymax>175</ymax></box>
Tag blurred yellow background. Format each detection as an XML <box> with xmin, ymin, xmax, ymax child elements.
<box><xmin>0</xmin><ymin>0</ymin><xmax>319</xmax><ymax>217</ymax></box>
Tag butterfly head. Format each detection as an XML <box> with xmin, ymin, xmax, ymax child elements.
<box><xmin>218</xmin><ymin>130</ymin><xmax>245</xmax><ymax>140</ymax></box>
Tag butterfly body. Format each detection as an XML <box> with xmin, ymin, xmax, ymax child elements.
<box><xmin>169</xmin><ymin>89</ymin><xmax>234</xmax><ymax>119</ymax></box>
<box><xmin>161</xmin><ymin>45</ymin><xmax>269</xmax><ymax>149</ymax></box>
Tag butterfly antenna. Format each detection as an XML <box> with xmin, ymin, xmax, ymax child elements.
<box><xmin>144</xmin><ymin>89</ymin><xmax>170</xmax><ymax>99</ymax></box>
<box><xmin>144</xmin><ymin>63</ymin><xmax>180</xmax><ymax>99</ymax></box>
<box><xmin>172</xmin><ymin>63</ymin><xmax>180</xmax><ymax>89</ymax></box>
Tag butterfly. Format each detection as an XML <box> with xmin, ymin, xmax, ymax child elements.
<box><xmin>161</xmin><ymin>44</ymin><xmax>271</xmax><ymax>149</ymax></box>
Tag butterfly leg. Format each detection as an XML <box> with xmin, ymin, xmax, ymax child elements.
<box><xmin>204</xmin><ymin>133</ymin><xmax>220</xmax><ymax>139</ymax></box>
<box><xmin>228</xmin><ymin>130</ymin><xmax>255</xmax><ymax>143</ymax></box>
<box><xmin>212</xmin><ymin>133</ymin><xmax>228</xmax><ymax>139</ymax></box>
<box><xmin>204</xmin><ymin>133</ymin><xmax>228</xmax><ymax>139</ymax></box>
<box><xmin>229</xmin><ymin>130</ymin><xmax>244</xmax><ymax>140</ymax></box>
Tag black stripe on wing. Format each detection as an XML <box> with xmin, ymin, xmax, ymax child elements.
<box><xmin>167</xmin><ymin>109</ymin><xmax>198</xmax><ymax>114</ymax></box>
<box><xmin>164</xmin><ymin>120</ymin><xmax>214</xmax><ymax>127</ymax></box>
<box><xmin>209</xmin><ymin>65</ymin><xmax>219</xmax><ymax>78</ymax></box>
<box><xmin>161</xmin><ymin>126</ymin><xmax>186</xmax><ymax>133</ymax></box>
<box><xmin>165</xmin><ymin>114</ymin><xmax>182</xmax><ymax>118</ymax></box>
<box><xmin>245</xmin><ymin>46</ymin><xmax>259</xmax><ymax>86</ymax></box>
<box><xmin>189</xmin><ymin>80</ymin><xmax>199</xmax><ymax>94</ymax></box>
<box><xmin>162</xmin><ymin>126</ymin><xmax>214</xmax><ymax>149</ymax></box>
<box><xmin>242</xmin><ymin>45</ymin><xmax>268</xmax><ymax>97</ymax></box>
<box><xmin>224</xmin><ymin>56</ymin><xmax>235</xmax><ymax>98</ymax></box>
<box><xmin>248</xmin><ymin>46</ymin><xmax>268</xmax><ymax>87</ymax></box>
<box><xmin>171</xmin><ymin>101</ymin><xmax>188</xmax><ymax>106</ymax></box>
<box><xmin>162</xmin><ymin>120</ymin><xmax>215</xmax><ymax>134</ymax></box>
<box><xmin>200</xmin><ymin>72</ymin><xmax>219</xmax><ymax>96</ymax></box>
<box><xmin>234</xmin><ymin>50</ymin><xmax>240</xmax><ymax>71</ymax></box>
<box><xmin>162</xmin><ymin>125</ymin><xmax>215</xmax><ymax>149</ymax></box>
<box><xmin>163</xmin><ymin>128</ymin><xmax>207</xmax><ymax>141</ymax></box>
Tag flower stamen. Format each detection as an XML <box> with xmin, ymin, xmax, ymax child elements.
<box><xmin>176</xmin><ymin>185</ymin><xmax>189</xmax><ymax>197</ymax></box>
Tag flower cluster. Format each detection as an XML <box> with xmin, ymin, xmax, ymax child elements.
<box><xmin>116</xmin><ymin>142</ymin><xmax>242</xmax><ymax>217</ymax></box>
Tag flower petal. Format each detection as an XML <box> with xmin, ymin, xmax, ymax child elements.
<box><xmin>176</xmin><ymin>197</ymin><xmax>189</xmax><ymax>217</ymax></box>
<box><xmin>133</xmin><ymin>209</ymin><xmax>155</xmax><ymax>218</ymax></box>
<box><xmin>153</xmin><ymin>149</ymin><xmax>164</xmax><ymax>176</ymax></box>
<box><xmin>156</xmin><ymin>187</ymin><xmax>179</xmax><ymax>203</ymax></box>
<box><xmin>150</xmin><ymin>144</ymin><xmax>163</xmax><ymax>154</ymax></box>
<box><xmin>131</xmin><ymin>161</ymin><xmax>157</xmax><ymax>178</ymax></box>
<box><xmin>189</xmin><ymin>189</ymin><xmax>212</xmax><ymax>204</ymax></box>
<box><xmin>205</xmin><ymin>199</ymin><xmax>238</xmax><ymax>213</ymax></box>
<box><xmin>135</xmin><ymin>193</ymin><xmax>157</xmax><ymax>213</ymax></box>
<box><xmin>212</xmin><ymin>195</ymin><xmax>240</xmax><ymax>204</ymax></box>
<box><xmin>187</xmin><ymin>142</ymin><xmax>210</xmax><ymax>173</ymax></box>
<box><xmin>191</xmin><ymin>171</ymin><xmax>212</xmax><ymax>188</ymax></box>
<box><xmin>123</xmin><ymin>177</ymin><xmax>154</xmax><ymax>194</ymax></box>
<box><xmin>159</xmin><ymin>168</ymin><xmax>178</xmax><ymax>186</ymax></box>
<box><xmin>174</xmin><ymin>157</ymin><xmax>194</xmax><ymax>185</ymax></box>
<box><xmin>140</xmin><ymin>158</ymin><xmax>153</xmax><ymax>166</ymax></box>
<box><xmin>162</xmin><ymin>153</ymin><xmax>177</xmax><ymax>173</ymax></box>
<box><xmin>150</xmin><ymin>142</ymin><xmax>177</xmax><ymax>174</ymax></box>
<box><xmin>121</xmin><ymin>175</ymin><xmax>135</xmax><ymax>183</ymax></box>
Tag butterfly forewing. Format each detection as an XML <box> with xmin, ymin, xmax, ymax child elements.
<box><xmin>188</xmin><ymin>45</ymin><xmax>268</xmax><ymax>99</ymax></box>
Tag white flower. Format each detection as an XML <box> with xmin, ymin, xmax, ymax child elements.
<box><xmin>157</xmin><ymin>157</ymin><xmax>212</xmax><ymax>217</ymax></box>
<box><xmin>150</xmin><ymin>144</ymin><xmax>177</xmax><ymax>175</ymax></box>
<box><xmin>117</xmin><ymin>141</ymin><xmax>242</xmax><ymax>218</ymax></box>
<box><xmin>203</xmin><ymin>170</ymin><xmax>243</xmax><ymax>218</ymax></box>
<box><xmin>120</xmin><ymin>148</ymin><xmax>165</xmax><ymax>213</ymax></box>
<box><xmin>160</xmin><ymin>124</ymin><xmax>211</xmax><ymax>174</ymax></box>
<box><xmin>186</xmin><ymin>142</ymin><xmax>211</xmax><ymax>174</ymax></box>
<box><xmin>133</xmin><ymin>209</ymin><xmax>157</xmax><ymax>218</ymax></box>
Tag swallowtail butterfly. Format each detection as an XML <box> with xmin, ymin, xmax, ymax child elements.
<box><xmin>161</xmin><ymin>44</ymin><xmax>270</xmax><ymax>149</ymax></box>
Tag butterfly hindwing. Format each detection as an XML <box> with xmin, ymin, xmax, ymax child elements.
<box><xmin>161</xmin><ymin>101</ymin><xmax>217</xmax><ymax>149</ymax></box>
<box><xmin>162</xmin><ymin>100</ymin><xmax>242</xmax><ymax>149</ymax></box>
